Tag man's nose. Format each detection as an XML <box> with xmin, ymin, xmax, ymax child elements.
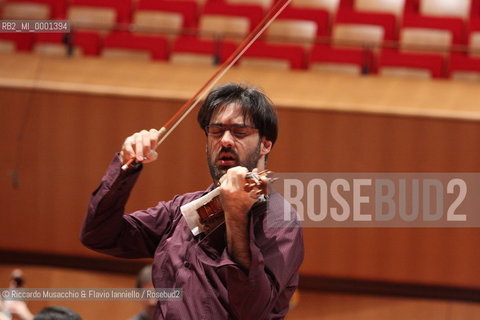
<box><xmin>220</xmin><ymin>129</ymin><xmax>235</xmax><ymax>147</ymax></box>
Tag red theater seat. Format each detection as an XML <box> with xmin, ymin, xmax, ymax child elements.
<box><xmin>2</xmin><ymin>0</ymin><xmax>67</xmax><ymax>19</ymax></box>
<box><xmin>381</xmin><ymin>0</ymin><xmax>467</xmax><ymax>79</ymax></box>
<box><xmin>291</xmin><ymin>0</ymin><xmax>340</xmax><ymax>16</ymax></box>
<box><xmin>402</xmin><ymin>0</ymin><xmax>467</xmax><ymax>46</ymax></box>
<box><xmin>170</xmin><ymin>35</ymin><xmax>222</xmax><ymax>65</ymax></box>
<box><xmin>102</xmin><ymin>31</ymin><xmax>169</xmax><ymax>60</ymax></box>
<box><xmin>471</xmin><ymin>0</ymin><xmax>480</xmax><ymax>22</ymax></box>
<box><xmin>201</xmin><ymin>1</ymin><xmax>264</xmax><ymax>31</ymax></box>
<box><xmin>225</xmin><ymin>0</ymin><xmax>272</xmax><ymax>9</ymax></box>
<box><xmin>335</xmin><ymin>0</ymin><xmax>399</xmax><ymax>42</ymax></box>
<box><xmin>71</xmin><ymin>0</ymin><xmax>132</xmax><ymax>23</ymax></box>
<box><xmin>221</xmin><ymin>40</ymin><xmax>306</xmax><ymax>69</ymax></box>
<box><xmin>264</xmin><ymin>6</ymin><xmax>329</xmax><ymax>48</ymax></box>
<box><xmin>0</xmin><ymin>33</ymin><xmax>34</xmax><ymax>52</ymax></box>
<box><xmin>33</xmin><ymin>32</ymin><xmax>101</xmax><ymax>56</ymax></box>
<box><xmin>172</xmin><ymin>35</ymin><xmax>218</xmax><ymax>56</ymax></box>
<box><xmin>449</xmin><ymin>53</ymin><xmax>480</xmax><ymax>78</ymax></box>
<box><xmin>309</xmin><ymin>43</ymin><xmax>375</xmax><ymax>74</ymax></box>
<box><xmin>468</xmin><ymin>0</ymin><xmax>480</xmax><ymax>53</ymax></box>
<box><xmin>198</xmin><ymin>1</ymin><xmax>264</xmax><ymax>42</ymax></box>
<box><xmin>313</xmin><ymin>0</ymin><xmax>399</xmax><ymax>75</ymax></box>
<box><xmin>274</xmin><ymin>6</ymin><xmax>330</xmax><ymax>37</ymax></box>
<box><xmin>448</xmin><ymin>2</ymin><xmax>480</xmax><ymax>79</ymax></box>
<box><xmin>135</xmin><ymin>0</ymin><xmax>199</xmax><ymax>29</ymax></box>
<box><xmin>378</xmin><ymin>48</ymin><xmax>446</xmax><ymax>78</ymax></box>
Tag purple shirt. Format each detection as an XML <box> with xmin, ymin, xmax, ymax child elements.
<box><xmin>81</xmin><ymin>155</ymin><xmax>304</xmax><ymax>320</ymax></box>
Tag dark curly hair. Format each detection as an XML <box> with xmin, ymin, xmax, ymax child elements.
<box><xmin>197</xmin><ymin>83</ymin><xmax>278</xmax><ymax>145</ymax></box>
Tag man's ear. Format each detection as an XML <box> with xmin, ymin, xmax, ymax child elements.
<box><xmin>260</xmin><ymin>138</ymin><xmax>273</xmax><ymax>156</ymax></box>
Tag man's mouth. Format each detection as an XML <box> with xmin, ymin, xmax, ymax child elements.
<box><xmin>217</xmin><ymin>152</ymin><xmax>238</xmax><ymax>167</ymax></box>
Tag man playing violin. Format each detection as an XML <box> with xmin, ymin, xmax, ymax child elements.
<box><xmin>81</xmin><ymin>83</ymin><xmax>304</xmax><ymax>319</ymax></box>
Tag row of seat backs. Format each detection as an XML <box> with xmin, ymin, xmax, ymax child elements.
<box><xmin>1</xmin><ymin>0</ymin><xmax>479</xmax><ymax>80</ymax></box>
<box><xmin>1</xmin><ymin>30</ymin><xmax>478</xmax><ymax>80</ymax></box>
<box><xmin>1</xmin><ymin>0</ymin><xmax>477</xmax><ymax>21</ymax></box>
<box><xmin>2</xmin><ymin>0</ymin><xmax>480</xmax><ymax>51</ymax></box>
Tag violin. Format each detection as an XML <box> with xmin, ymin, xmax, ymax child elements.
<box><xmin>181</xmin><ymin>170</ymin><xmax>273</xmax><ymax>234</ymax></box>
<box><xmin>198</xmin><ymin>170</ymin><xmax>271</xmax><ymax>223</ymax></box>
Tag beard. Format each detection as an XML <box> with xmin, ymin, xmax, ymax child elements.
<box><xmin>207</xmin><ymin>142</ymin><xmax>261</xmax><ymax>183</ymax></box>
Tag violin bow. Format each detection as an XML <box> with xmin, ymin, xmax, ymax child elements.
<box><xmin>122</xmin><ymin>0</ymin><xmax>292</xmax><ymax>170</ymax></box>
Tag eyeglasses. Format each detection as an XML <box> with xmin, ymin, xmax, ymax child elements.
<box><xmin>204</xmin><ymin>124</ymin><xmax>258</xmax><ymax>139</ymax></box>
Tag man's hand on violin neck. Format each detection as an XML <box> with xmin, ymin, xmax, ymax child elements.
<box><xmin>120</xmin><ymin>129</ymin><xmax>160</xmax><ymax>165</ymax></box>
<box><xmin>219</xmin><ymin>167</ymin><xmax>259</xmax><ymax>220</ymax></box>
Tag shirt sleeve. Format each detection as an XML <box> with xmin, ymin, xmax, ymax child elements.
<box><xmin>217</xmin><ymin>196</ymin><xmax>304</xmax><ymax>320</ymax></box>
<box><xmin>80</xmin><ymin>154</ymin><xmax>176</xmax><ymax>259</ymax></box>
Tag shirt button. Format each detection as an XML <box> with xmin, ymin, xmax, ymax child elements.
<box><xmin>183</xmin><ymin>261</ymin><xmax>191</xmax><ymax>268</ymax></box>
